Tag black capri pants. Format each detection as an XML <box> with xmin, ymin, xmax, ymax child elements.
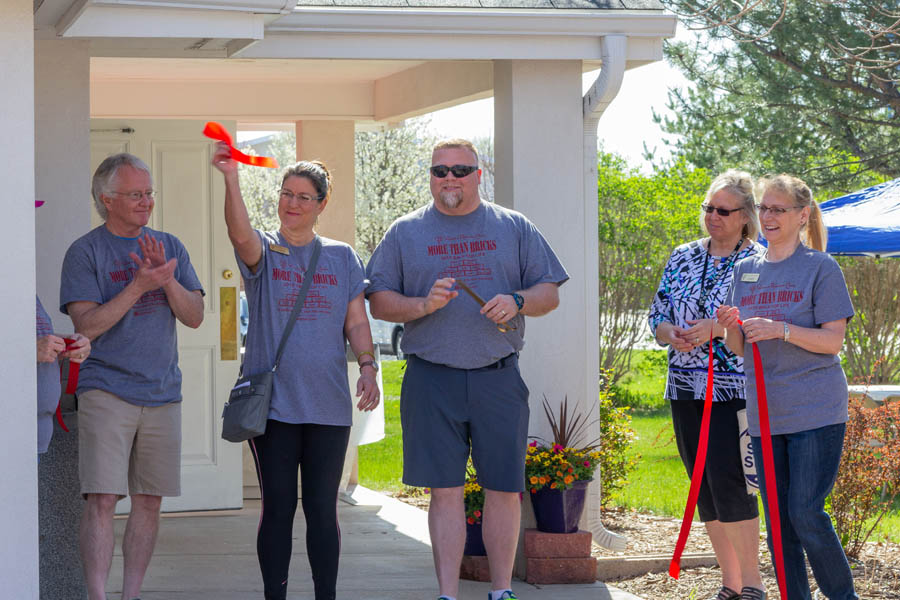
<box><xmin>670</xmin><ymin>397</ymin><xmax>759</xmax><ymax>523</ymax></box>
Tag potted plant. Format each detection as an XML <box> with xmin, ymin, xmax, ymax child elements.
<box><xmin>525</xmin><ymin>395</ymin><xmax>601</xmax><ymax>533</ymax></box>
<box><xmin>463</xmin><ymin>461</ymin><xmax>486</xmax><ymax>556</ymax></box>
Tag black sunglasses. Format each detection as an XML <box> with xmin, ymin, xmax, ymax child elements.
<box><xmin>701</xmin><ymin>203</ymin><xmax>743</xmax><ymax>217</ymax></box>
<box><xmin>430</xmin><ymin>164</ymin><xmax>478</xmax><ymax>178</ymax></box>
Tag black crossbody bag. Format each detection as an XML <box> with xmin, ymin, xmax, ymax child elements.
<box><xmin>221</xmin><ymin>237</ymin><xmax>322</xmax><ymax>443</ymax></box>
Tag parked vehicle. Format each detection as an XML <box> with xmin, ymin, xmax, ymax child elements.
<box><xmin>240</xmin><ymin>291</ymin><xmax>249</xmax><ymax>347</ymax></box>
<box><xmin>365</xmin><ymin>300</ymin><xmax>404</xmax><ymax>358</ymax></box>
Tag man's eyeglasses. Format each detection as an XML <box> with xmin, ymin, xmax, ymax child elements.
<box><xmin>756</xmin><ymin>204</ymin><xmax>801</xmax><ymax>215</ymax></box>
<box><xmin>278</xmin><ymin>189</ymin><xmax>321</xmax><ymax>204</ymax></box>
<box><xmin>110</xmin><ymin>190</ymin><xmax>155</xmax><ymax>202</ymax></box>
<box><xmin>430</xmin><ymin>164</ymin><xmax>478</xmax><ymax>179</ymax></box>
<box><xmin>701</xmin><ymin>203</ymin><xmax>742</xmax><ymax>217</ymax></box>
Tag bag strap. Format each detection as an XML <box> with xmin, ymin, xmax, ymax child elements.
<box><xmin>271</xmin><ymin>236</ymin><xmax>322</xmax><ymax>372</ymax></box>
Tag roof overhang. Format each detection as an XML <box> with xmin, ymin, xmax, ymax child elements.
<box><xmin>38</xmin><ymin>2</ymin><xmax>675</xmax><ymax>62</ymax></box>
<box><xmin>35</xmin><ymin>1</ymin><xmax>675</xmax><ymax>125</ymax></box>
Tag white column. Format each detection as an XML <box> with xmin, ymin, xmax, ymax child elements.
<box><xmin>295</xmin><ymin>120</ymin><xmax>357</xmax><ymax>246</ymax></box>
<box><xmin>494</xmin><ymin>60</ymin><xmax>598</xmax><ymax>449</ymax></box>
<box><xmin>0</xmin><ymin>1</ymin><xmax>39</xmax><ymax>596</ymax></box>
<box><xmin>35</xmin><ymin>40</ymin><xmax>91</xmax><ymax>329</ymax></box>
<box><xmin>494</xmin><ymin>60</ymin><xmax>600</xmax><ymax>569</ymax></box>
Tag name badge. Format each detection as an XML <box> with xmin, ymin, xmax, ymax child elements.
<box><xmin>269</xmin><ymin>243</ymin><xmax>289</xmax><ymax>255</ymax></box>
<box><xmin>741</xmin><ymin>273</ymin><xmax>760</xmax><ymax>282</ymax></box>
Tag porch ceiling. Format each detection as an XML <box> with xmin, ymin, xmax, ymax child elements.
<box><xmin>91</xmin><ymin>57</ymin><xmax>427</xmax><ymax>83</ymax></box>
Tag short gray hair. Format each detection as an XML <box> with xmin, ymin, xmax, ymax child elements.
<box><xmin>91</xmin><ymin>153</ymin><xmax>152</xmax><ymax>220</ymax></box>
<box><xmin>700</xmin><ymin>169</ymin><xmax>760</xmax><ymax>241</ymax></box>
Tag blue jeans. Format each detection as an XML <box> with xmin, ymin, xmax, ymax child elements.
<box><xmin>752</xmin><ymin>424</ymin><xmax>858</xmax><ymax>600</ymax></box>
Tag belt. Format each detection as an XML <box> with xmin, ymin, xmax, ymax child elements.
<box><xmin>410</xmin><ymin>353</ymin><xmax>518</xmax><ymax>372</ymax></box>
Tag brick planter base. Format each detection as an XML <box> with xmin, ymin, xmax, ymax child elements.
<box><xmin>460</xmin><ymin>555</ymin><xmax>491</xmax><ymax>582</ymax></box>
<box><xmin>523</xmin><ymin>528</ymin><xmax>598</xmax><ymax>584</ymax></box>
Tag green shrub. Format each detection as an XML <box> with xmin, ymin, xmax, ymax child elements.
<box><xmin>598</xmin><ymin>370</ymin><xmax>641</xmax><ymax>507</ymax></box>
<box><xmin>831</xmin><ymin>396</ymin><xmax>900</xmax><ymax>558</ymax></box>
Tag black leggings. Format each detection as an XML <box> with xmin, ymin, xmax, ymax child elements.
<box><xmin>248</xmin><ymin>420</ymin><xmax>350</xmax><ymax>600</ymax></box>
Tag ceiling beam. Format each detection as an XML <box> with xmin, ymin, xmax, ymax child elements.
<box><xmin>374</xmin><ymin>61</ymin><xmax>492</xmax><ymax>123</ymax></box>
<box><xmin>91</xmin><ymin>79</ymin><xmax>375</xmax><ymax>121</ymax></box>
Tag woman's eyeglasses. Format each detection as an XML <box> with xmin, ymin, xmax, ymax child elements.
<box><xmin>278</xmin><ymin>189</ymin><xmax>320</xmax><ymax>204</ymax></box>
<box><xmin>701</xmin><ymin>203</ymin><xmax>742</xmax><ymax>216</ymax></box>
<box><xmin>755</xmin><ymin>204</ymin><xmax>801</xmax><ymax>215</ymax></box>
<box><xmin>430</xmin><ymin>164</ymin><xmax>478</xmax><ymax>178</ymax></box>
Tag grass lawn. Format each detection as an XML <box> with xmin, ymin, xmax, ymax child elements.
<box><xmin>357</xmin><ymin>360</ymin><xmax>406</xmax><ymax>492</ymax></box>
<box><xmin>358</xmin><ymin>352</ymin><xmax>900</xmax><ymax>542</ymax></box>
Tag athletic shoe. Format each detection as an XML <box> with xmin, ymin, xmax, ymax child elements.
<box><xmin>740</xmin><ymin>587</ymin><xmax>766</xmax><ymax>600</ymax></box>
<box><xmin>490</xmin><ymin>592</ymin><xmax>518</xmax><ymax>600</ymax></box>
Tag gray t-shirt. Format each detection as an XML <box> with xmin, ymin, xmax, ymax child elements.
<box><xmin>365</xmin><ymin>201</ymin><xmax>569</xmax><ymax>369</ymax></box>
<box><xmin>59</xmin><ymin>226</ymin><xmax>204</xmax><ymax>406</ymax></box>
<box><xmin>238</xmin><ymin>232</ymin><xmax>367</xmax><ymax>427</ymax></box>
<box><xmin>728</xmin><ymin>245</ymin><xmax>854</xmax><ymax>436</ymax></box>
<box><xmin>36</xmin><ymin>296</ymin><xmax>61</xmax><ymax>454</ymax></box>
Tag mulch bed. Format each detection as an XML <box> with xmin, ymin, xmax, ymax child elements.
<box><xmin>593</xmin><ymin>507</ymin><xmax>900</xmax><ymax>599</ymax></box>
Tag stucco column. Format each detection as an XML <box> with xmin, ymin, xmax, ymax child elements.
<box><xmin>34</xmin><ymin>39</ymin><xmax>91</xmax><ymax>600</ymax></box>
<box><xmin>35</xmin><ymin>40</ymin><xmax>91</xmax><ymax>329</ymax></box>
<box><xmin>296</xmin><ymin>119</ymin><xmax>385</xmax><ymax>498</ymax></box>
<box><xmin>295</xmin><ymin>120</ymin><xmax>356</xmax><ymax>246</ymax></box>
<box><xmin>0</xmin><ymin>1</ymin><xmax>39</xmax><ymax>596</ymax></box>
<box><xmin>493</xmin><ymin>59</ymin><xmax>600</xmax><ymax>573</ymax></box>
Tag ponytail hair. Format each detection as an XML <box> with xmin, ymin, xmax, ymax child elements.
<box><xmin>805</xmin><ymin>201</ymin><xmax>827</xmax><ymax>252</ymax></box>
<box><xmin>757</xmin><ymin>174</ymin><xmax>828</xmax><ymax>251</ymax></box>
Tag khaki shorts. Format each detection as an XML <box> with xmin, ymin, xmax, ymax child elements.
<box><xmin>78</xmin><ymin>389</ymin><xmax>182</xmax><ymax>498</ymax></box>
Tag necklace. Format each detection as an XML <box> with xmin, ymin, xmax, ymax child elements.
<box><xmin>697</xmin><ymin>238</ymin><xmax>744</xmax><ymax>316</ymax></box>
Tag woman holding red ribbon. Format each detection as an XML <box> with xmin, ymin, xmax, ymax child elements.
<box><xmin>718</xmin><ymin>175</ymin><xmax>858</xmax><ymax>600</ymax></box>
<box><xmin>212</xmin><ymin>142</ymin><xmax>380</xmax><ymax>600</ymax></box>
<box><xmin>34</xmin><ymin>199</ymin><xmax>91</xmax><ymax>455</ymax></box>
<box><xmin>649</xmin><ymin>170</ymin><xmax>765</xmax><ymax>600</ymax></box>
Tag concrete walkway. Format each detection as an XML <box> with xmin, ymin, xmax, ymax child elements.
<box><xmin>108</xmin><ymin>486</ymin><xmax>642</xmax><ymax>600</ymax></box>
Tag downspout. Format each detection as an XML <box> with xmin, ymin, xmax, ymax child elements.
<box><xmin>583</xmin><ymin>34</ymin><xmax>628</xmax><ymax>552</ymax></box>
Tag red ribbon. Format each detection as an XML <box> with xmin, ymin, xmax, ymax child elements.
<box><xmin>751</xmin><ymin>340</ymin><xmax>788</xmax><ymax>600</ymax></box>
<box><xmin>202</xmin><ymin>122</ymin><xmax>279</xmax><ymax>169</ymax></box>
<box><xmin>669</xmin><ymin>325</ymin><xmax>788</xmax><ymax>600</ymax></box>
<box><xmin>669</xmin><ymin>330</ymin><xmax>715</xmax><ymax>579</ymax></box>
<box><xmin>54</xmin><ymin>338</ymin><xmax>82</xmax><ymax>433</ymax></box>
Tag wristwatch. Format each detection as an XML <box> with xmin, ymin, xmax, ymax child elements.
<box><xmin>359</xmin><ymin>360</ymin><xmax>379</xmax><ymax>374</ymax></box>
<box><xmin>511</xmin><ymin>292</ymin><xmax>525</xmax><ymax>312</ymax></box>
<box><xmin>783</xmin><ymin>322</ymin><xmax>790</xmax><ymax>342</ymax></box>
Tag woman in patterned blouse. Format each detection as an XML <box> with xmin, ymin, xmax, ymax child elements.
<box><xmin>648</xmin><ymin>170</ymin><xmax>766</xmax><ymax>600</ymax></box>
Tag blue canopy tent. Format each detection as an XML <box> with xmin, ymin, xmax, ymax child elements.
<box><xmin>820</xmin><ymin>177</ymin><xmax>900</xmax><ymax>257</ymax></box>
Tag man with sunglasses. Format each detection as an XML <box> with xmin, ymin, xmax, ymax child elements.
<box><xmin>367</xmin><ymin>139</ymin><xmax>568</xmax><ymax>600</ymax></box>
<box><xmin>59</xmin><ymin>153</ymin><xmax>204</xmax><ymax>600</ymax></box>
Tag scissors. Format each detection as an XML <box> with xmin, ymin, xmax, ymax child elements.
<box><xmin>455</xmin><ymin>280</ymin><xmax>518</xmax><ymax>333</ymax></box>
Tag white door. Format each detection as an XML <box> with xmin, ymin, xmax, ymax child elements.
<box><xmin>90</xmin><ymin>119</ymin><xmax>243</xmax><ymax>512</ymax></box>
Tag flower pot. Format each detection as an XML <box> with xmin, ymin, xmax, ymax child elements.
<box><xmin>464</xmin><ymin>521</ymin><xmax>487</xmax><ymax>556</ymax></box>
<box><xmin>530</xmin><ymin>480</ymin><xmax>591</xmax><ymax>534</ymax></box>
